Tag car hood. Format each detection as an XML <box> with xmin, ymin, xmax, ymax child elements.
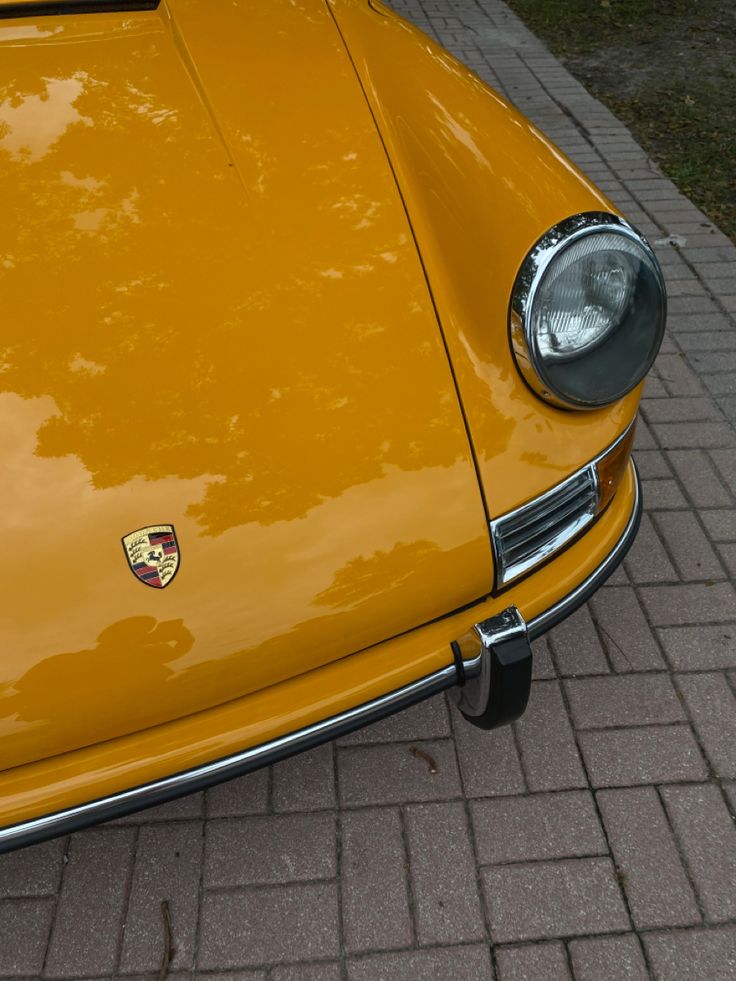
<box><xmin>0</xmin><ymin>2</ymin><xmax>492</xmax><ymax>769</ymax></box>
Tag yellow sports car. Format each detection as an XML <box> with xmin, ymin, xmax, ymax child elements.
<box><xmin>0</xmin><ymin>0</ymin><xmax>665</xmax><ymax>851</ymax></box>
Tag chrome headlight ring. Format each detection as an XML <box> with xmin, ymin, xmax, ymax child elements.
<box><xmin>510</xmin><ymin>212</ymin><xmax>667</xmax><ymax>410</ymax></box>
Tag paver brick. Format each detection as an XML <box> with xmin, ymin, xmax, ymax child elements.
<box><xmin>198</xmin><ymin>883</ymin><xmax>340</xmax><ymax>969</ymax></box>
<box><xmin>661</xmin><ymin>783</ymin><xmax>736</xmax><ymax>922</ymax></box>
<box><xmin>654</xmin><ymin>354</ymin><xmax>707</xmax><ymax>397</ymax></box>
<box><xmin>704</xmin><ymin>372</ymin><xmax>736</xmax><ymax>395</ymax></box>
<box><xmin>726</xmin><ymin>781</ymin><xmax>736</xmax><ymax>814</ymax></box>
<box><xmin>633</xmin><ymin>448</ymin><xmax>672</xmax><ymax>479</ymax></box>
<box><xmin>640</xmin><ymin>582</ymin><xmax>736</xmax><ymax>626</ymax></box>
<box><xmin>513</xmin><ymin>681</ymin><xmax>586</xmax><ymax>791</ymax></box>
<box><xmin>405</xmin><ymin>801</ymin><xmax>486</xmax><ymax>946</ymax></box>
<box><xmin>589</xmin><ymin>587</ymin><xmax>665</xmax><ymax>671</ymax></box>
<box><xmin>701</xmin><ymin>508</ymin><xmax>736</xmax><ymax>541</ymax></box>
<box><xmin>667</xmin><ymin>278</ymin><xmax>716</xmax><ymax>298</ymax></box>
<box><xmin>644</xmin><ymin>927</ymin><xmax>736</xmax><ymax>981</ymax></box>
<box><xmin>453</xmin><ymin>712</ymin><xmax>526</xmax><ymax>798</ymax></box>
<box><xmin>682</xmin><ymin>246</ymin><xmax>735</xmax><ymax>263</ymax></box>
<box><xmin>532</xmin><ymin>634</ymin><xmax>556</xmax><ymax>679</ymax></box>
<box><xmin>272</xmin><ymin>744</ymin><xmax>336</xmax><ymax>812</ymax></box>
<box><xmin>470</xmin><ymin>791</ymin><xmax>605</xmax><ymax>865</ymax></box>
<box><xmin>676</xmin><ymin>332</ymin><xmax>736</xmax><ymax>353</ymax></box>
<box><xmin>568</xmin><ymin>934</ymin><xmax>649</xmax><ymax>981</ymax></box>
<box><xmin>659</xmin><ymin>623</ymin><xmax>736</xmax><ymax>670</ymax></box>
<box><xmin>482</xmin><ymin>857</ymin><xmax>629</xmax><ymax>942</ymax></box>
<box><xmin>604</xmin><ymin>561</ymin><xmax>629</xmax><ymax>585</ymax></box>
<box><xmin>549</xmin><ymin>606</ymin><xmax>609</xmax><ymax>675</ymax></box>
<box><xmin>204</xmin><ymin>813</ymin><xmax>336</xmax><ymax>888</ymax></box>
<box><xmin>633</xmin><ymin>417</ymin><xmax>656</xmax><ymax>450</ymax></box>
<box><xmin>114</xmin><ymin>791</ymin><xmax>204</xmax><ymax>824</ymax></box>
<box><xmin>346</xmin><ymin>945</ymin><xmax>493</xmax><ymax>980</ymax></box>
<box><xmin>565</xmin><ymin>674</ymin><xmax>684</xmax><ymax>729</ymax></box>
<box><xmin>119</xmin><ymin>821</ymin><xmax>203</xmax><ymax>974</ymax></box>
<box><xmin>0</xmin><ymin>836</ymin><xmax>64</xmax><ymax>898</ymax></box>
<box><xmin>698</xmin><ymin>262</ymin><xmax>736</xmax><ymax>285</ymax></box>
<box><xmin>579</xmin><ymin>725</ymin><xmax>708</xmax><ymax>787</ymax></box>
<box><xmin>271</xmin><ymin>963</ymin><xmax>341</xmax><ymax>981</ymax></box>
<box><xmin>122</xmin><ymin>970</ymin><xmax>196</xmax><ymax>980</ymax></box>
<box><xmin>711</xmin><ymin>448</ymin><xmax>736</xmax><ymax>489</ymax></box>
<box><xmin>623</xmin><ymin>512</ymin><xmax>677</xmax><ymax>583</ymax></box>
<box><xmin>340</xmin><ymin>807</ymin><xmax>411</xmax><ymax>953</ymax></box>
<box><xmin>719</xmin><ymin>542</ymin><xmax>736</xmax><ymax>576</ymax></box>
<box><xmin>678</xmin><ymin>672</ymin><xmax>736</xmax><ymax>778</ymax></box>
<box><xmin>338</xmin><ymin>694</ymin><xmax>450</xmax><ymax>745</ymax></box>
<box><xmin>667</xmin><ymin>295</ymin><xmax>724</xmax><ymax>317</ymax></box>
<box><xmin>641</xmin><ymin>374</ymin><xmax>668</xmax><ymax>397</ymax></box>
<box><xmin>652</xmin><ymin>511</ymin><xmax>726</xmax><ymax>580</ymax></box>
<box><xmin>652</xmin><ymin>421</ymin><xmax>735</xmax><ymax>448</ymax></box>
<box><xmin>337</xmin><ymin>740</ymin><xmax>462</xmax><ymax>806</ymax></box>
<box><xmin>667</xmin><ymin>311</ymin><xmax>734</xmax><ymax>333</ymax></box>
<box><xmin>716</xmin><ymin>397</ymin><xmax>736</xmax><ymax>427</ymax></box>
<box><xmin>205</xmin><ymin>770</ymin><xmax>269</xmax><ymax>819</ymax></box>
<box><xmin>45</xmin><ymin>827</ymin><xmax>135</xmax><ymax>978</ymax></box>
<box><xmin>597</xmin><ymin>787</ymin><xmax>699</xmax><ymax>929</ymax></box>
<box><xmin>642</xmin><ymin>396</ymin><xmax>723</xmax><ymax>421</ymax></box>
<box><xmin>0</xmin><ymin>897</ymin><xmax>54</xmax><ymax>977</ymax></box>
<box><xmin>641</xmin><ymin>478</ymin><xmax>688</xmax><ymax>509</ymax></box>
<box><xmin>495</xmin><ymin>941</ymin><xmax>571</xmax><ymax>980</ymax></box>
<box><xmin>719</xmin><ymin>397</ymin><xmax>736</xmax><ymax>425</ymax></box>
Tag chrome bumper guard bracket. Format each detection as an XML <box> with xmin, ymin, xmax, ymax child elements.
<box><xmin>451</xmin><ymin>606</ymin><xmax>532</xmax><ymax>730</ymax></box>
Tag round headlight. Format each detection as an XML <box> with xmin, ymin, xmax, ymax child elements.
<box><xmin>510</xmin><ymin>212</ymin><xmax>666</xmax><ymax>409</ymax></box>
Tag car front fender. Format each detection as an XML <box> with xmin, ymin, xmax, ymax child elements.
<box><xmin>329</xmin><ymin>0</ymin><xmax>642</xmax><ymax>518</ymax></box>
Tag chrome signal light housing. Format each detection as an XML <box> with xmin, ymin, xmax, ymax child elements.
<box><xmin>491</xmin><ymin>421</ymin><xmax>637</xmax><ymax>588</ymax></box>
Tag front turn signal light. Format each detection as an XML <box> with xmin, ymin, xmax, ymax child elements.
<box><xmin>596</xmin><ymin>420</ymin><xmax>636</xmax><ymax>513</ymax></box>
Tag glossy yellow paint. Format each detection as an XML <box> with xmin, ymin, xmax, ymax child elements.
<box><xmin>1</xmin><ymin>0</ymin><xmax>647</xmax><ymax>828</ymax></box>
<box><xmin>0</xmin><ymin>3</ymin><xmax>492</xmax><ymax>770</ymax></box>
<box><xmin>2</xmin><ymin>463</ymin><xmax>636</xmax><ymax>828</ymax></box>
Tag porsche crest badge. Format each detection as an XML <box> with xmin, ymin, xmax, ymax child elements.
<box><xmin>122</xmin><ymin>525</ymin><xmax>180</xmax><ymax>589</ymax></box>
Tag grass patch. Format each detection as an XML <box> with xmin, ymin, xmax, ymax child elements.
<box><xmin>504</xmin><ymin>0</ymin><xmax>736</xmax><ymax>241</ymax></box>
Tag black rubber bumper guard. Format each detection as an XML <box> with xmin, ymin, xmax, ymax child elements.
<box><xmin>451</xmin><ymin>606</ymin><xmax>533</xmax><ymax>730</ymax></box>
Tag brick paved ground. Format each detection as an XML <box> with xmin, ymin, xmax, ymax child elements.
<box><xmin>2</xmin><ymin>1</ymin><xmax>736</xmax><ymax>978</ymax></box>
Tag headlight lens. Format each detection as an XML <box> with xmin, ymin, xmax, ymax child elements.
<box><xmin>511</xmin><ymin>213</ymin><xmax>666</xmax><ymax>408</ymax></box>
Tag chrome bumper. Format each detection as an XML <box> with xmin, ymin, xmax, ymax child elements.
<box><xmin>0</xmin><ymin>464</ymin><xmax>641</xmax><ymax>853</ymax></box>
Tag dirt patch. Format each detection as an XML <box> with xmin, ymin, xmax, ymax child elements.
<box><xmin>504</xmin><ymin>0</ymin><xmax>736</xmax><ymax>241</ymax></box>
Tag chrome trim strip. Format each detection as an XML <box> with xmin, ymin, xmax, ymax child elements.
<box><xmin>510</xmin><ymin>211</ymin><xmax>666</xmax><ymax>409</ymax></box>
<box><xmin>0</xmin><ymin>463</ymin><xmax>641</xmax><ymax>852</ymax></box>
<box><xmin>0</xmin><ymin>664</ymin><xmax>459</xmax><ymax>853</ymax></box>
